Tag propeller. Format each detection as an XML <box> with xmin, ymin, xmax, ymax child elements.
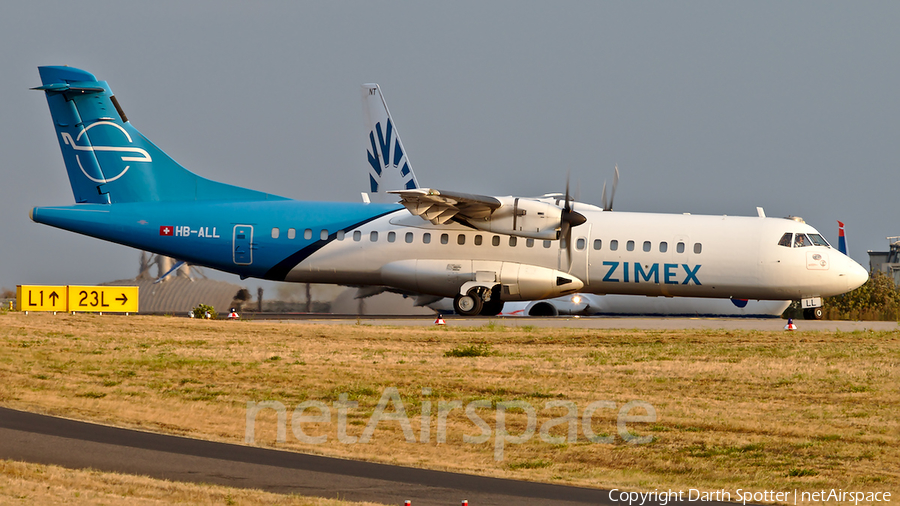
<box><xmin>560</xmin><ymin>175</ymin><xmax>587</xmax><ymax>270</ymax></box>
<box><xmin>601</xmin><ymin>164</ymin><xmax>619</xmax><ymax>211</ymax></box>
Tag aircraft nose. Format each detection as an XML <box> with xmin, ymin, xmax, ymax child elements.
<box><xmin>843</xmin><ymin>258</ymin><xmax>869</xmax><ymax>292</ymax></box>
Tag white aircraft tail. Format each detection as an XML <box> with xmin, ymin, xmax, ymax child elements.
<box><xmin>362</xmin><ymin>84</ymin><xmax>419</xmax><ymax>202</ymax></box>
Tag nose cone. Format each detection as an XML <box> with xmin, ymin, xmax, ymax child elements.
<box><xmin>557</xmin><ymin>273</ymin><xmax>584</xmax><ymax>293</ymax></box>
<box><xmin>845</xmin><ymin>258</ymin><xmax>869</xmax><ymax>292</ymax></box>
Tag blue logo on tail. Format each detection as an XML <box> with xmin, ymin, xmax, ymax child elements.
<box><xmin>62</xmin><ymin>121</ymin><xmax>152</xmax><ymax>183</ymax></box>
<box><xmin>367</xmin><ymin>119</ymin><xmax>416</xmax><ymax>192</ymax></box>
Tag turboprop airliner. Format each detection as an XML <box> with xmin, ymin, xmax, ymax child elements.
<box><xmin>30</xmin><ymin>66</ymin><xmax>868</xmax><ymax>318</ymax></box>
<box><xmin>360</xmin><ymin>83</ymin><xmax>790</xmax><ymax>318</ymax></box>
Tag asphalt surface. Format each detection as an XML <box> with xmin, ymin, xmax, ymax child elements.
<box><xmin>0</xmin><ymin>407</ymin><xmax>746</xmax><ymax>506</ymax></box>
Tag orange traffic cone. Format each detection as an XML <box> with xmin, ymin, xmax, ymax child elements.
<box><xmin>435</xmin><ymin>314</ymin><xmax>446</xmax><ymax>326</ymax></box>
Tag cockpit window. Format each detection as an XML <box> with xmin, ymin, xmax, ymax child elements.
<box><xmin>778</xmin><ymin>233</ymin><xmax>793</xmax><ymax>247</ymax></box>
<box><xmin>793</xmin><ymin>234</ymin><xmax>810</xmax><ymax>247</ymax></box>
<box><xmin>808</xmin><ymin>233</ymin><xmax>830</xmax><ymax>247</ymax></box>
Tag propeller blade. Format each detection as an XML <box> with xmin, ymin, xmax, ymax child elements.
<box><xmin>608</xmin><ymin>164</ymin><xmax>619</xmax><ymax>211</ymax></box>
<box><xmin>601</xmin><ymin>181</ymin><xmax>607</xmax><ymax>211</ymax></box>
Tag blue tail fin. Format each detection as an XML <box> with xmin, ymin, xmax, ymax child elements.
<box><xmin>34</xmin><ymin>66</ymin><xmax>283</xmax><ymax>204</ymax></box>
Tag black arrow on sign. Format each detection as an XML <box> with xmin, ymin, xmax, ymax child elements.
<box><xmin>116</xmin><ymin>293</ymin><xmax>128</xmax><ymax>305</ymax></box>
<box><xmin>48</xmin><ymin>292</ymin><xmax>59</xmax><ymax>305</ymax></box>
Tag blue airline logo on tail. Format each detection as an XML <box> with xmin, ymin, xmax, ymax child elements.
<box><xmin>61</xmin><ymin>121</ymin><xmax>152</xmax><ymax>183</ymax></box>
<box><xmin>367</xmin><ymin>119</ymin><xmax>416</xmax><ymax>192</ymax></box>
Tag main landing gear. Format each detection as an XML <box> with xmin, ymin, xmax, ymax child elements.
<box><xmin>453</xmin><ymin>286</ymin><xmax>504</xmax><ymax>316</ymax></box>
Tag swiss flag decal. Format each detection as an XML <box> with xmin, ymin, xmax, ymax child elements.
<box><xmin>160</xmin><ymin>226</ymin><xmax>174</xmax><ymax>236</ymax></box>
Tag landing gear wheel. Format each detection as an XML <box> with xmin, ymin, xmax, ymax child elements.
<box><xmin>454</xmin><ymin>292</ymin><xmax>483</xmax><ymax>316</ymax></box>
<box><xmin>480</xmin><ymin>298</ymin><xmax>505</xmax><ymax>316</ymax></box>
<box><xmin>803</xmin><ymin>307</ymin><xmax>823</xmax><ymax>320</ymax></box>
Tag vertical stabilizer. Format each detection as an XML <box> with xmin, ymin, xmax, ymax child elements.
<box><xmin>361</xmin><ymin>84</ymin><xmax>419</xmax><ymax>202</ymax></box>
<box><xmin>837</xmin><ymin>221</ymin><xmax>847</xmax><ymax>255</ymax></box>
<box><xmin>34</xmin><ymin>66</ymin><xmax>283</xmax><ymax>204</ymax></box>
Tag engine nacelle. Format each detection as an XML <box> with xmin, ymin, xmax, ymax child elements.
<box><xmin>467</xmin><ymin>197</ymin><xmax>562</xmax><ymax>240</ymax></box>
<box><xmin>380</xmin><ymin>259</ymin><xmax>584</xmax><ymax>301</ymax></box>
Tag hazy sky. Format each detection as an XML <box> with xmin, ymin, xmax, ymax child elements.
<box><xmin>1</xmin><ymin>2</ymin><xmax>898</xmax><ymax>293</ymax></box>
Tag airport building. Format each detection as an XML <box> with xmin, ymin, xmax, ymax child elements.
<box><xmin>867</xmin><ymin>236</ymin><xmax>900</xmax><ymax>285</ymax></box>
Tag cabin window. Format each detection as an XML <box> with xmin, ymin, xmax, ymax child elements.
<box><xmin>778</xmin><ymin>233</ymin><xmax>793</xmax><ymax>247</ymax></box>
<box><xmin>304</xmin><ymin>228</ymin><xmax>312</xmax><ymax>240</ymax></box>
<box><xmin>492</xmin><ymin>235</ymin><xmax>500</xmax><ymax>246</ymax></box>
<box><xmin>808</xmin><ymin>233</ymin><xmax>830</xmax><ymax>247</ymax></box>
<box><xmin>441</xmin><ymin>233</ymin><xmax>449</xmax><ymax>245</ymax></box>
<box><xmin>370</xmin><ymin>231</ymin><xmax>378</xmax><ymax>242</ymax></box>
<box><xmin>610</xmin><ymin>240</ymin><xmax>619</xmax><ymax>251</ymax></box>
<box><xmin>353</xmin><ymin>230</ymin><xmax>361</xmax><ymax>241</ymax></box>
<box><xmin>659</xmin><ymin>241</ymin><xmax>668</xmax><ymax>253</ymax></box>
<box><xmin>576</xmin><ymin>238</ymin><xmax>586</xmax><ymax>250</ymax></box>
<box><xmin>642</xmin><ymin>241</ymin><xmax>651</xmax><ymax>252</ymax></box>
<box><xmin>543</xmin><ymin>240</ymin><xmax>552</xmax><ymax>248</ymax></box>
<box><xmin>423</xmin><ymin>233</ymin><xmax>431</xmax><ymax>244</ymax></box>
<box><xmin>458</xmin><ymin>234</ymin><xmax>466</xmax><ymax>245</ymax></box>
<box><xmin>337</xmin><ymin>230</ymin><xmax>345</xmax><ymax>241</ymax></box>
<box><xmin>526</xmin><ymin>238</ymin><xmax>535</xmax><ymax>248</ymax></box>
<box><xmin>406</xmin><ymin>232</ymin><xmax>414</xmax><ymax>243</ymax></box>
<box><xmin>320</xmin><ymin>229</ymin><xmax>328</xmax><ymax>240</ymax></box>
<box><xmin>626</xmin><ymin>240</ymin><xmax>635</xmax><ymax>252</ymax></box>
<box><xmin>593</xmin><ymin>239</ymin><xmax>602</xmax><ymax>250</ymax></box>
<box><xmin>287</xmin><ymin>228</ymin><xmax>296</xmax><ymax>240</ymax></box>
<box><xmin>387</xmin><ymin>231</ymin><xmax>396</xmax><ymax>243</ymax></box>
<box><xmin>676</xmin><ymin>242</ymin><xmax>685</xmax><ymax>253</ymax></box>
<box><xmin>474</xmin><ymin>235</ymin><xmax>483</xmax><ymax>246</ymax></box>
<box><xmin>693</xmin><ymin>242</ymin><xmax>702</xmax><ymax>254</ymax></box>
<box><xmin>509</xmin><ymin>237</ymin><xmax>517</xmax><ymax>247</ymax></box>
<box><xmin>271</xmin><ymin>228</ymin><xmax>280</xmax><ymax>239</ymax></box>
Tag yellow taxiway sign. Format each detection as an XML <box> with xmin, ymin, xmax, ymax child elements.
<box><xmin>67</xmin><ymin>286</ymin><xmax>139</xmax><ymax>313</ymax></box>
<box><xmin>16</xmin><ymin>285</ymin><xmax>139</xmax><ymax>313</ymax></box>
<box><xmin>16</xmin><ymin>285</ymin><xmax>67</xmax><ymax>312</ymax></box>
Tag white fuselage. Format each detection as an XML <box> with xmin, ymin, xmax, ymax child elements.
<box><xmin>284</xmin><ymin>208</ymin><xmax>867</xmax><ymax>302</ymax></box>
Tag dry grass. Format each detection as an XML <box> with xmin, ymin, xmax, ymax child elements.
<box><xmin>1</xmin><ymin>313</ymin><xmax>898</xmax><ymax>504</ymax></box>
<box><xmin>0</xmin><ymin>459</ymin><xmax>381</xmax><ymax>505</ymax></box>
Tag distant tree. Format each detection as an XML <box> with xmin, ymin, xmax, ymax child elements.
<box><xmin>0</xmin><ymin>287</ymin><xmax>14</xmax><ymax>299</ymax></box>
<box><xmin>823</xmin><ymin>271</ymin><xmax>900</xmax><ymax>320</ymax></box>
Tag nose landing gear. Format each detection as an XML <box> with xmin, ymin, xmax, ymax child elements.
<box><xmin>803</xmin><ymin>307</ymin><xmax>824</xmax><ymax>320</ymax></box>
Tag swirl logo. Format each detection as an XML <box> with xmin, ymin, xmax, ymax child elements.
<box><xmin>60</xmin><ymin>121</ymin><xmax>152</xmax><ymax>184</ymax></box>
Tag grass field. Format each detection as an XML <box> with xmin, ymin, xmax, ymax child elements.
<box><xmin>0</xmin><ymin>313</ymin><xmax>897</xmax><ymax>504</ymax></box>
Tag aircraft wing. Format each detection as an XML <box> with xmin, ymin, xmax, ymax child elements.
<box><xmin>389</xmin><ymin>188</ymin><xmax>501</xmax><ymax>225</ymax></box>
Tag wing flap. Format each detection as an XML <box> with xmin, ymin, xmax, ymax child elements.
<box><xmin>389</xmin><ymin>188</ymin><xmax>501</xmax><ymax>225</ymax></box>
